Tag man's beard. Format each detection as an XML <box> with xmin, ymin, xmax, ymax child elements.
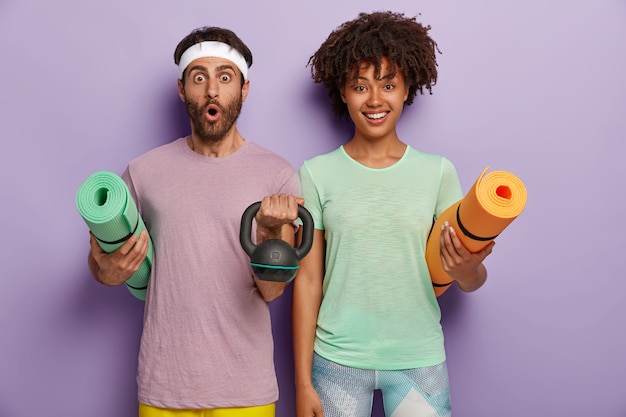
<box><xmin>185</xmin><ymin>93</ymin><xmax>243</xmax><ymax>144</ymax></box>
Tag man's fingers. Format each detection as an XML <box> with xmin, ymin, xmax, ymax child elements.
<box><xmin>116</xmin><ymin>233</ymin><xmax>140</xmax><ymax>256</ymax></box>
<box><xmin>259</xmin><ymin>194</ymin><xmax>302</xmax><ymax>223</ymax></box>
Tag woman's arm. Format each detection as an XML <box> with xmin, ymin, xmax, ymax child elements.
<box><xmin>292</xmin><ymin>229</ymin><xmax>326</xmax><ymax>417</ymax></box>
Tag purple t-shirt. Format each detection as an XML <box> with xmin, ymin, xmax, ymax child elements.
<box><xmin>123</xmin><ymin>138</ymin><xmax>300</xmax><ymax>409</ymax></box>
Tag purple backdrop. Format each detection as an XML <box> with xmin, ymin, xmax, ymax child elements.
<box><xmin>1</xmin><ymin>1</ymin><xmax>625</xmax><ymax>416</ymax></box>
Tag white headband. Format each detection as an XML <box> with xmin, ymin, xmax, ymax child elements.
<box><xmin>178</xmin><ymin>41</ymin><xmax>249</xmax><ymax>80</ymax></box>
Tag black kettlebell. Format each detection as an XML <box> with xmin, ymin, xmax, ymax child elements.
<box><xmin>239</xmin><ymin>201</ymin><xmax>314</xmax><ymax>282</ymax></box>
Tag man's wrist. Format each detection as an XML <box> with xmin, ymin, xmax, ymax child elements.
<box><xmin>256</xmin><ymin>224</ymin><xmax>282</xmax><ymax>241</ymax></box>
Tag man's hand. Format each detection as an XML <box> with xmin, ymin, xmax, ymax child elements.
<box><xmin>255</xmin><ymin>194</ymin><xmax>305</xmax><ymax>240</ymax></box>
<box><xmin>88</xmin><ymin>230</ymin><xmax>150</xmax><ymax>286</ymax></box>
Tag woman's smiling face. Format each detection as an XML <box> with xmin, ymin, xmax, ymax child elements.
<box><xmin>340</xmin><ymin>57</ymin><xmax>409</xmax><ymax>141</ymax></box>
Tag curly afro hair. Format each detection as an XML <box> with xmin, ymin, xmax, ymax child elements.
<box><xmin>309</xmin><ymin>11</ymin><xmax>441</xmax><ymax>118</ymax></box>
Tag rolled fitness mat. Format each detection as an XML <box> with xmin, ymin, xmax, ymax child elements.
<box><xmin>426</xmin><ymin>167</ymin><xmax>527</xmax><ymax>297</ymax></box>
<box><xmin>76</xmin><ymin>171</ymin><xmax>153</xmax><ymax>300</ymax></box>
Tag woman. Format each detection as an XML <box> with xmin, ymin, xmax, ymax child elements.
<box><xmin>292</xmin><ymin>11</ymin><xmax>494</xmax><ymax>417</ymax></box>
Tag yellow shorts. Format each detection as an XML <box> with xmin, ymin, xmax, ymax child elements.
<box><xmin>138</xmin><ymin>402</ymin><xmax>275</xmax><ymax>417</ymax></box>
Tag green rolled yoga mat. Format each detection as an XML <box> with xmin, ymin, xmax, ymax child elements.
<box><xmin>76</xmin><ymin>171</ymin><xmax>152</xmax><ymax>300</ymax></box>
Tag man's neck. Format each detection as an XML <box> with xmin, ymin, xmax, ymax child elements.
<box><xmin>187</xmin><ymin>130</ymin><xmax>245</xmax><ymax>158</ymax></box>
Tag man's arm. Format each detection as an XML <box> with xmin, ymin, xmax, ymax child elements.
<box><xmin>253</xmin><ymin>194</ymin><xmax>304</xmax><ymax>302</ymax></box>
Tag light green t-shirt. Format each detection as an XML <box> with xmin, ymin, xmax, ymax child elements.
<box><xmin>299</xmin><ymin>145</ymin><xmax>463</xmax><ymax>370</ymax></box>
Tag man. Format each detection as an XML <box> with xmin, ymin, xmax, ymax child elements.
<box><xmin>88</xmin><ymin>26</ymin><xmax>301</xmax><ymax>417</ymax></box>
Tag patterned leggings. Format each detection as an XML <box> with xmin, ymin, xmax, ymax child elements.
<box><xmin>312</xmin><ymin>353</ymin><xmax>451</xmax><ymax>417</ymax></box>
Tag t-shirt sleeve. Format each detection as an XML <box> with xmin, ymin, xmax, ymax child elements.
<box><xmin>277</xmin><ymin>166</ymin><xmax>302</xmax><ymax>198</ymax></box>
<box><xmin>271</xmin><ymin>164</ymin><xmax>302</xmax><ymax>230</ymax></box>
<box><xmin>435</xmin><ymin>157</ymin><xmax>463</xmax><ymax>218</ymax></box>
<box><xmin>299</xmin><ymin>161</ymin><xmax>324</xmax><ymax>231</ymax></box>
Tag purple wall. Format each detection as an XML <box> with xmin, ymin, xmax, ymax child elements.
<box><xmin>1</xmin><ymin>1</ymin><xmax>625</xmax><ymax>416</ymax></box>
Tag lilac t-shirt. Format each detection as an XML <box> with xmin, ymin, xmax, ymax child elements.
<box><xmin>123</xmin><ymin>138</ymin><xmax>300</xmax><ymax>409</ymax></box>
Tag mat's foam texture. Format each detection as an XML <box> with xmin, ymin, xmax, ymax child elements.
<box><xmin>426</xmin><ymin>167</ymin><xmax>527</xmax><ymax>296</ymax></box>
<box><xmin>76</xmin><ymin>171</ymin><xmax>153</xmax><ymax>300</ymax></box>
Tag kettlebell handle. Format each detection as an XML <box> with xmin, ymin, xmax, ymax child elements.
<box><xmin>240</xmin><ymin>201</ymin><xmax>314</xmax><ymax>260</ymax></box>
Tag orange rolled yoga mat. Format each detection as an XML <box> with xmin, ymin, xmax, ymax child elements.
<box><xmin>426</xmin><ymin>167</ymin><xmax>527</xmax><ymax>297</ymax></box>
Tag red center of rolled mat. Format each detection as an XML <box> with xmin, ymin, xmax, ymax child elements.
<box><xmin>496</xmin><ymin>186</ymin><xmax>511</xmax><ymax>200</ymax></box>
